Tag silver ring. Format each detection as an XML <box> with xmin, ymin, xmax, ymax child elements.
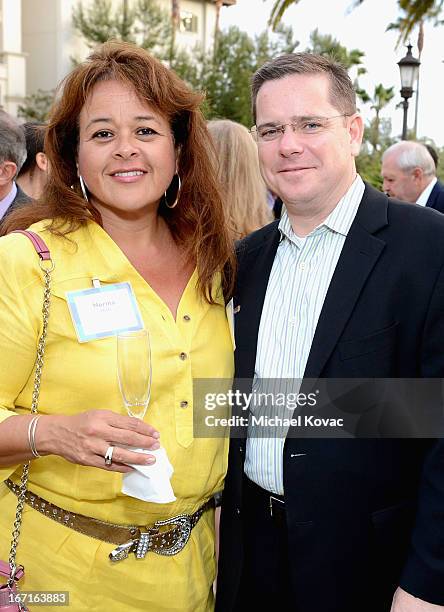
<box><xmin>104</xmin><ymin>445</ymin><xmax>114</xmax><ymax>466</ymax></box>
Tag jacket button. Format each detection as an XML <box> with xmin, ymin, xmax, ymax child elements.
<box><xmin>179</xmin><ymin>352</ymin><xmax>187</xmax><ymax>360</ymax></box>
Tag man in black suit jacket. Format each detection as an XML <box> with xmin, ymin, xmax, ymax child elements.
<box><xmin>381</xmin><ymin>140</ymin><xmax>444</xmax><ymax>212</ymax></box>
<box><xmin>0</xmin><ymin>110</ymin><xmax>31</xmax><ymax>230</ymax></box>
<box><xmin>216</xmin><ymin>53</ymin><xmax>444</xmax><ymax>612</ymax></box>
<box><xmin>5</xmin><ymin>183</ymin><xmax>31</xmax><ymax>212</ymax></box>
<box><xmin>426</xmin><ymin>178</ymin><xmax>444</xmax><ymax>212</ymax></box>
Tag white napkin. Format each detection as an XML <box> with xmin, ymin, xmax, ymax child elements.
<box><xmin>121</xmin><ymin>446</ymin><xmax>176</xmax><ymax>503</ymax></box>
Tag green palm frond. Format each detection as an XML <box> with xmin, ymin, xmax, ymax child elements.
<box><xmin>268</xmin><ymin>0</ymin><xmax>444</xmax><ymax>39</ymax></box>
<box><xmin>269</xmin><ymin>0</ymin><xmax>303</xmax><ymax>31</ymax></box>
<box><xmin>389</xmin><ymin>0</ymin><xmax>444</xmax><ymax>42</ymax></box>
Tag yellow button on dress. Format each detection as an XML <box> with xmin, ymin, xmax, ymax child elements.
<box><xmin>0</xmin><ymin>220</ymin><xmax>234</xmax><ymax>611</ymax></box>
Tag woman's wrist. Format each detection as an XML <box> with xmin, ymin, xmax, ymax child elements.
<box><xmin>33</xmin><ymin>414</ymin><xmax>61</xmax><ymax>457</ymax></box>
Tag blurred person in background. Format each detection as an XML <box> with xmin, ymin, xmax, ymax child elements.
<box><xmin>17</xmin><ymin>121</ymin><xmax>49</xmax><ymax>200</ymax></box>
<box><xmin>425</xmin><ymin>144</ymin><xmax>439</xmax><ymax>171</ymax></box>
<box><xmin>0</xmin><ymin>110</ymin><xmax>31</xmax><ymax>226</ymax></box>
<box><xmin>208</xmin><ymin>119</ymin><xmax>272</xmax><ymax>239</ymax></box>
<box><xmin>381</xmin><ymin>140</ymin><xmax>444</xmax><ymax>212</ymax></box>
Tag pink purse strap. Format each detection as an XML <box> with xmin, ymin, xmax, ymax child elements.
<box><xmin>0</xmin><ymin>561</ymin><xmax>23</xmax><ymax>581</ymax></box>
<box><xmin>12</xmin><ymin>230</ymin><xmax>51</xmax><ymax>261</ymax></box>
<box><xmin>2</xmin><ymin>229</ymin><xmax>52</xmax><ymax>604</ymax></box>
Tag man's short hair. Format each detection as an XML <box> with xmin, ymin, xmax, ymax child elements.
<box><xmin>251</xmin><ymin>53</ymin><xmax>357</xmax><ymax>124</ymax></box>
<box><xmin>382</xmin><ymin>141</ymin><xmax>436</xmax><ymax>177</ymax></box>
<box><xmin>0</xmin><ymin>110</ymin><xmax>27</xmax><ymax>177</ymax></box>
<box><xmin>18</xmin><ymin>122</ymin><xmax>46</xmax><ymax>177</ymax></box>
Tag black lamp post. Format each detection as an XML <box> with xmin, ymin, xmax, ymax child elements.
<box><xmin>397</xmin><ymin>44</ymin><xmax>421</xmax><ymax>140</ymax></box>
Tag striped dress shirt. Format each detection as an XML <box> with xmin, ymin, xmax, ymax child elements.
<box><xmin>244</xmin><ymin>176</ymin><xmax>365</xmax><ymax>494</ymax></box>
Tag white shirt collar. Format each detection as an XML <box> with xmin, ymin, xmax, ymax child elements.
<box><xmin>278</xmin><ymin>175</ymin><xmax>365</xmax><ymax>244</ymax></box>
<box><xmin>0</xmin><ymin>182</ymin><xmax>17</xmax><ymax>220</ymax></box>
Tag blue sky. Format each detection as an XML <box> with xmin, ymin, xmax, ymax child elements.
<box><xmin>220</xmin><ymin>0</ymin><xmax>444</xmax><ymax>146</ymax></box>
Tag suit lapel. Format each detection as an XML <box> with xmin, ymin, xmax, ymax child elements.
<box><xmin>2</xmin><ymin>184</ymin><xmax>31</xmax><ymax>222</ymax></box>
<box><xmin>426</xmin><ymin>182</ymin><xmax>438</xmax><ymax>210</ymax></box>
<box><xmin>304</xmin><ymin>185</ymin><xmax>388</xmax><ymax>378</ymax></box>
<box><xmin>235</xmin><ymin>225</ymin><xmax>280</xmax><ymax>378</ymax></box>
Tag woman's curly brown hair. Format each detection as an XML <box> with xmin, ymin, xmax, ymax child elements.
<box><xmin>2</xmin><ymin>41</ymin><xmax>235</xmax><ymax>302</ymax></box>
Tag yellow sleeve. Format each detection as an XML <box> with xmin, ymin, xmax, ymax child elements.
<box><xmin>0</xmin><ymin>234</ymin><xmax>42</xmax><ymax>480</ymax></box>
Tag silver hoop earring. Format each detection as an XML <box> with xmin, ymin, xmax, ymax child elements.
<box><xmin>79</xmin><ymin>175</ymin><xmax>89</xmax><ymax>202</ymax></box>
<box><xmin>164</xmin><ymin>174</ymin><xmax>181</xmax><ymax>209</ymax></box>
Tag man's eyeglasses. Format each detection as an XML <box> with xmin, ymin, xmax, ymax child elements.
<box><xmin>250</xmin><ymin>114</ymin><xmax>352</xmax><ymax>143</ymax></box>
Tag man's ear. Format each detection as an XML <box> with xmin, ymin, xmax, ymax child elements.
<box><xmin>349</xmin><ymin>114</ymin><xmax>364</xmax><ymax>157</ymax></box>
<box><xmin>36</xmin><ymin>152</ymin><xmax>49</xmax><ymax>173</ymax></box>
<box><xmin>412</xmin><ymin>167</ymin><xmax>423</xmax><ymax>182</ymax></box>
<box><xmin>0</xmin><ymin>161</ymin><xmax>18</xmax><ymax>186</ymax></box>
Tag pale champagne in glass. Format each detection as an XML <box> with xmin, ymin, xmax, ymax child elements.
<box><xmin>117</xmin><ymin>330</ymin><xmax>152</xmax><ymax>419</ymax></box>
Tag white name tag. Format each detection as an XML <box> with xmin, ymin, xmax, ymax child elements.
<box><xmin>66</xmin><ymin>282</ymin><xmax>144</xmax><ymax>343</ymax></box>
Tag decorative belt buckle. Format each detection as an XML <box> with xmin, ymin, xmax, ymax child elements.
<box><xmin>152</xmin><ymin>515</ymin><xmax>192</xmax><ymax>557</ymax></box>
<box><xmin>109</xmin><ymin>514</ymin><xmax>193</xmax><ymax>561</ymax></box>
<box><xmin>135</xmin><ymin>532</ymin><xmax>151</xmax><ymax>558</ymax></box>
<box><xmin>109</xmin><ymin>539</ymin><xmax>137</xmax><ymax>562</ymax></box>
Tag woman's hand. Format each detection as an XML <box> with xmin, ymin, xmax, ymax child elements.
<box><xmin>36</xmin><ymin>410</ymin><xmax>160</xmax><ymax>473</ymax></box>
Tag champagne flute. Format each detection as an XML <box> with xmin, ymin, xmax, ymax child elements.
<box><xmin>117</xmin><ymin>330</ymin><xmax>152</xmax><ymax>420</ymax></box>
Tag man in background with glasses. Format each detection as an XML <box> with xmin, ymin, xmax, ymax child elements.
<box><xmin>216</xmin><ymin>53</ymin><xmax>444</xmax><ymax>612</ymax></box>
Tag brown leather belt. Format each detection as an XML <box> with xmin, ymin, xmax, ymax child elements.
<box><xmin>5</xmin><ymin>479</ymin><xmax>213</xmax><ymax>562</ymax></box>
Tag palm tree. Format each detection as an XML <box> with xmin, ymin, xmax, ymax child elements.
<box><xmin>171</xmin><ymin>0</ymin><xmax>180</xmax><ymax>26</ymax></box>
<box><xmin>413</xmin><ymin>20</ymin><xmax>424</xmax><ymax>137</ymax></box>
<box><xmin>170</xmin><ymin>0</ymin><xmax>181</xmax><ymax>62</ymax></box>
<box><xmin>367</xmin><ymin>84</ymin><xmax>395</xmax><ymax>151</ymax></box>
<box><xmin>387</xmin><ymin>2</ymin><xmax>442</xmax><ymax>137</ymax></box>
<box><xmin>269</xmin><ymin>0</ymin><xmax>303</xmax><ymax>31</ymax></box>
<box><xmin>268</xmin><ymin>0</ymin><xmax>443</xmax><ymax>37</ymax></box>
<box><xmin>213</xmin><ymin>0</ymin><xmax>224</xmax><ymax>59</ymax></box>
<box><xmin>121</xmin><ymin>0</ymin><xmax>131</xmax><ymax>40</ymax></box>
<box><xmin>394</xmin><ymin>0</ymin><xmax>443</xmax><ymax>42</ymax></box>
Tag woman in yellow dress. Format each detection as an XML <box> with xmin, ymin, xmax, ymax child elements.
<box><xmin>0</xmin><ymin>41</ymin><xmax>235</xmax><ymax>611</ymax></box>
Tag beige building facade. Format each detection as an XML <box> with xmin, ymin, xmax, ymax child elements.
<box><xmin>0</xmin><ymin>0</ymin><xmax>235</xmax><ymax>116</ymax></box>
<box><xmin>19</xmin><ymin>0</ymin><xmax>235</xmax><ymax>108</ymax></box>
<box><xmin>0</xmin><ymin>0</ymin><xmax>27</xmax><ymax>115</ymax></box>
